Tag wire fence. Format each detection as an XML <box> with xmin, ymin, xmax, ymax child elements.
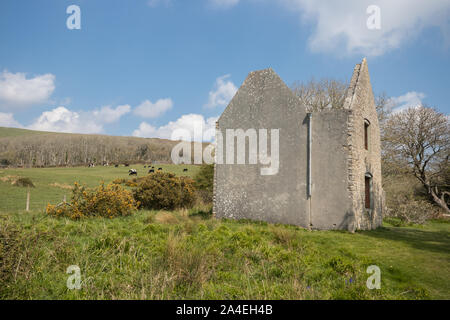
<box><xmin>0</xmin><ymin>195</ymin><xmax>69</xmax><ymax>213</ymax></box>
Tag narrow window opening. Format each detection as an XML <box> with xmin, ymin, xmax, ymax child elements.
<box><xmin>364</xmin><ymin>119</ymin><xmax>370</xmax><ymax>150</ymax></box>
<box><xmin>365</xmin><ymin>173</ymin><xmax>372</xmax><ymax>209</ymax></box>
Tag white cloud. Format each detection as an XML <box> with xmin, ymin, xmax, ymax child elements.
<box><xmin>93</xmin><ymin>104</ymin><xmax>131</xmax><ymax>123</ymax></box>
<box><xmin>279</xmin><ymin>0</ymin><xmax>450</xmax><ymax>56</ymax></box>
<box><xmin>210</xmin><ymin>0</ymin><xmax>450</xmax><ymax>56</ymax></box>
<box><xmin>0</xmin><ymin>112</ymin><xmax>22</xmax><ymax>128</ymax></box>
<box><xmin>0</xmin><ymin>70</ymin><xmax>55</xmax><ymax>108</ymax></box>
<box><xmin>27</xmin><ymin>107</ymin><xmax>102</xmax><ymax>134</ymax></box>
<box><xmin>205</xmin><ymin>75</ymin><xmax>237</xmax><ymax>108</ymax></box>
<box><xmin>27</xmin><ymin>104</ymin><xmax>131</xmax><ymax>134</ymax></box>
<box><xmin>133</xmin><ymin>113</ymin><xmax>218</xmax><ymax>142</ymax></box>
<box><xmin>389</xmin><ymin>91</ymin><xmax>426</xmax><ymax>113</ymax></box>
<box><xmin>134</xmin><ymin>98</ymin><xmax>173</xmax><ymax>118</ymax></box>
<box><xmin>208</xmin><ymin>0</ymin><xmax>240</xmax><ymax>9</ymax></box>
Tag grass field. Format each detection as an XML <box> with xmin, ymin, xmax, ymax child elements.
<box><xmin>1</xmin><ymin>165</ymin><xmax>449</xmax><ymax>300</ymax></box>
<box><xmin>0</xmin><ymin>164</ymin><xmax>200</xmax><ymax>212</ymax></box>
<box><xmin>0</xmin><ymin>126</ymin><xmax>54</xmax><ymax>138</ymax></box>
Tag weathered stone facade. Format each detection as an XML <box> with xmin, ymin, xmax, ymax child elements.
<box><xmin>214</xmin><ymin>59</ymin><xmax>384</xmax><ymax>231</ymax></box>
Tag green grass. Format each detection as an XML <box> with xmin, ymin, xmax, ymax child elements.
<box><xmin>0</xmin><ymin>164</ymin><xmax>200</xmax><ymax>212</ymax></box>
<box><xmin>1</xmin><ymin>209</ymin><xmax>449</xmax><ymax>300</ymax></box>
<box><xmin>1</xmin><ymin>165</ymin><xmax>449</xmax><ymax>300</ymax></box>
<box><xmin>0</xmin><ymin>126</ymin><xmax>54</xmax><ymax>137</ymax></box>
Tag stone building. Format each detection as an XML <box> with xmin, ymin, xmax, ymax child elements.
<box><xmin>213</xmin><ymin>58</ymin><xmax>384</xmax><ymax>231</ymax></box>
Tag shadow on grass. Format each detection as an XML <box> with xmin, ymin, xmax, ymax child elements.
<box><xmin>361</xmin><ymin>226</ymin><xmax>450</xmax><ymax>255</ymax></box>
<box><xmin>188</xmin><ymin>207</ymin><xmax>212</xmax><ymax>219</ymax></box>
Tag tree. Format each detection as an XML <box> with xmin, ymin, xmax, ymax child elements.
<box><xmin>383</xmin><ymin>106</ymin><xmax>449</xmax><ymax>212</ymax></box>
<box><xmin>291</xmin><ymin>78</ymin><xmax>348</xmax><ymax>112</ymax></box>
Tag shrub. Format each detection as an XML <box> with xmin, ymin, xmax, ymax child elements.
<box><xmin>46</xmin><ymin>182</ymin><xmax>137</xmax><ymax>219</ymax></box>
<box><xmin>0</xmin><ymin>216</ymin><xmax>21</xmax><ymax>291</ymax></box>
<box><xmin>133</xmin><ymin>172</ymin><xmax>196</xmax><ymax>210</ymax></box>
<box><xmin>125</xmin><ymin>179</ymin><xmax>138</xmax><ymax>187</ymax></box>
<box><xmin>194</xmin><ymin>164</ymin><xmax>214</xmax><ymax>203</ymax></box>
<box><xmin>386</xmin><ymin>195</ymin><xmax>440</xmax><ymax>225</ymax></box>
<box><xmin>112</xmin><ymin>178</ymin><xmax>126</xmax><ymax>185</ymax></box>
<box><xmin>12</xmin><ymin>177</ymin><xmax>35</xmax><ymax>188</ymax></box>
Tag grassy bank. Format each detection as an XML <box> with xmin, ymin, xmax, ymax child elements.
<box><xmin>1</xmin><ymin>208</ymin><xmax>449</xmax><ymax>300</ymax></box>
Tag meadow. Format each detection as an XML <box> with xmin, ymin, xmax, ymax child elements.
<box><xmin>0</xmin><ymin>164</ymin><xmax>200</xmax><ymax>212</ymax></box>
<box><xmin>0</xmin><ymin>165</ymin><xmax>449</xmax><ymax>300</ymax></box>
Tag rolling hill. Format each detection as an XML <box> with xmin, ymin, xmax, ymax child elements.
<box><xmin>0</xmin><ymin>126</ymin><xmax>196</xmax><ymax>167</ymax></box>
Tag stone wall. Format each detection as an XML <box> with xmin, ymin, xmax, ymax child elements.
<box><xmin>214</xmin><ymin>69</ymin><xmax>311</xmax><ymax>226</ymax></box>
<box><xmin>214</xmin><ymin>59</ymin><xmax>384</xmax><ymax>231</ymax></box>
<box><xmin>343</xmin><ymin>58</ymin><xmax>384</xmax><ymax>230</ymax></box>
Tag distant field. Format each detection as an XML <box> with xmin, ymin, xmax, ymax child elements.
<box><xmin>0</xmin><ymin>126</ymin><xmax>55</xmax><ymax>137</ymax></box>
<box><xmin>0</xmin><ymin>164</ymin><xmax>200</xmax><ymax>212</ymax></box>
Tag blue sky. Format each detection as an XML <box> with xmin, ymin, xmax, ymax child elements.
<box><xmin>0</xmin><ymin>0</ymin><xmax>449</xmax><ymax>139</ymax></box>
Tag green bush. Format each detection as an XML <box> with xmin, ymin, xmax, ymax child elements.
<box><xmin>12</xmin><ymin>177</ymin><xmax>34</xmax><ymax>188</ymax></box>
<box><xmin>133</xmin><ymin>172</ymin><xmax>196</xmax><ymax>210</ymax></box>
<box><xmin>194</xmin><ymin>164</ymin><xmax>214</xmax><ymax>203</ymax></box>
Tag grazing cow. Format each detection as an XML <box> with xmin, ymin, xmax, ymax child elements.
<box><xmin>115</xmin><ymin>164</ymin><xmax>119</xmax><ymax>168</ymax></box>
<box><xmin>152</xmin><ymin>166</ymin><xmax>155</xmax><ymax>169</ymax></box>
<box><xmin>128</xmin><ymin>169</ymin><xmax>137</xmax><ymax>176</ymax></box>
<box><xmin>88</xmin><ymin>163</ymin><xmax>95</xmax><ymax>168</ymax></box>
<box><xmin>144</xmin><ymin>165</ymin><xmax>147</xmax><ymax>168</ymax></box>
<box><xmin>124</xmin><ymin>163</ymin><xmax>130</xmax><ymax>167</ymax></box>
<box><xmin>158</xmin><ymin>168</ymin><xmax>162</xmax><ymax>171</ymax></box>
<box><xmin>183</xmin><ymin>168</ymin><xmax>188</xmax><ymax>172</ymax></box>
<box><xmin>148</xmin><ymin>169</ymin><xmax>155</xmax><ymax>173</ymax></box>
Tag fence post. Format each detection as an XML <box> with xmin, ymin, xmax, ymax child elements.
<box><xmin>26</xmin><ymin>188</ymin><xmax>30</xmax><ymax>211</ymax></box>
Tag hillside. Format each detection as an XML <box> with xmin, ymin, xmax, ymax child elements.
<box><xmin>0</xmin><ymin>127</ymin><xmax>55</xmax><ymax>138</ymax></box>
<box><xmin>0</xmin><ymin>126</ymin><xmax>195</xmax><ymax>167</ymax></box>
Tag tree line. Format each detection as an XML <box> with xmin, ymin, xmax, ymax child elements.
<box><xmin>0</xmin><ymin>133</ymin><xmax>179</xmax><ymax>167</ymax></box>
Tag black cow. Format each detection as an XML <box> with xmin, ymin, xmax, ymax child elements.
<box><xmin>158</xmin><ymin>168</ymin><xmax>162</xmax><ymax>171</ymax></box>
<box><xmin>124</xmin><ymin>163</ymin><xmax>130</xmax><ymax>167</ymax></box>
<box><xmin>148</xmin><ymin>169</ymin><xmax>155</xmax><ymax>173</ymax></box>
<box><xmin>183</xmin><ymin>168</ymin><xmax>188</xmax><ymax>172</ymax></box>
<box><xmin>144</xmin><ymin>165</ymin><xmax>147</xmax><ymax>168</ymax></box>
<box><xmin>128</xmin><ymin>169</ymin><xmax>137</xmax><ymax>176</ymax></box>
<box><xmin>114</xmin><ymin>164</ymin><xmax>119</xmax><ymax>168</ymax></box>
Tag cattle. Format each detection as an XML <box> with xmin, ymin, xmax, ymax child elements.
<box><xmin>128</xmin><ymin>169</ymin><xmax>137</xmax><ymax>176</ymax></box>
<box><xmin>114</xmin><ymin>164</ymin><xmax>119</xmax><ymax>168</ymax></box>
<box><xmin>158</xmin><ymin>168</ymin><xmax>162</xmax><ymax>171</ymax></box>
<box><xmin>88</xmin><ymin>163</ymin><xmax>95</xmax><ymax>168</ymax></box>
<box><xmin>144</xmin><ymin>165</ymin><xmax>147</xmax><ymax>168</ymax></box>
<box><xmin>183</xmin><ymin>168</ymin><xmax>188</xmax><ymax>172</ymax></box>
<box><xmin>124</xmin><ymin>163</ymin><xmax>130</xmax><ymax>167</ymax></box>
<box><xmin>148</xmin><ymin>169</ymin><xmax>155</xmax><ymax>173</ymax></box>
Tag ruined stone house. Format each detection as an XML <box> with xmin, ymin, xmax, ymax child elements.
<box><xmin>213</xmin><ymin>58</ymin><xmax>384</xmax><ymax>231</ymax></box>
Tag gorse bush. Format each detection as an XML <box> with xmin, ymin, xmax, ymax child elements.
<box><xmin>46</xmin><ymin>182</ymin><xmax>137</xmax><ymax>219</ymax></box>
<box><xmin>194</xmin><ymin>164</ymin><xmax>214</xmax><ymax>203</ymax></box>
<box><xmin>12</xmin><ymin>177</ymin><xmax>35</xmax><ymax>188</ymax></box>
<box><xmin>112</xmin><ymin>178</ymin><xmax>126</xmax><ymax>185</ymax></box>
<box><xmin>133</xmin><ymin>172</ymin><xmax>196</xmax><ymax>210</ymax></box>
